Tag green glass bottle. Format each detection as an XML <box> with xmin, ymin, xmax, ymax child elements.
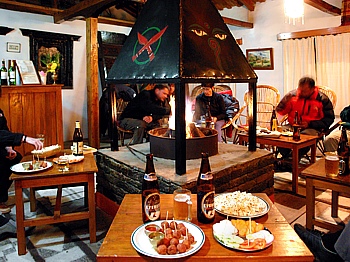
<box><xmin>8</xmin><ymin>60</ymin><xmax>16</xmax><ymax>86</ymax></box>
<box><xmin>1</xmin><ymin>59</ymin><xmax>8</xmax><ymax>86</ymax></box>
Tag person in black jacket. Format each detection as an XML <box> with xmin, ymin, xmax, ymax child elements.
<box><xmin>0</xmin><ymin>109</ymin><xmax>44</xmax><ymax>214</ymax></box>
<box><xmin>119</xmin><ymin>84</ymin><xmax>171</xmax><ymax>144</ymax></box>
<box><xmin>193</xmin><ymin>83</ymin><xmax>227</xmax><ymax>142</ymax></box>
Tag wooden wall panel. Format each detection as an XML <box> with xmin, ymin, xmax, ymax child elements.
<box><xmin>0</xmin><ymin>85</ymin><xmax>64</xmax><ymax>156</ymax></box>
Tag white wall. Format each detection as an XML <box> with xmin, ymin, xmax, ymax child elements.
<box><xmin>0</xmin><ymin>9</ymin><xmax>131</xmax><ymax>141</ymax></box>
<box><xmin>0</xmin><ymin>0</ymin><xmax>342</xmax><ymax>141</ymax></box>
<box><xmin>222</xmin><ymin>0</ymin><xmax>342</xmax><ymax>104</ymax></box>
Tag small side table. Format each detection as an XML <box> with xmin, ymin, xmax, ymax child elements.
<box><xmin>301</xmin><ymin>158</ymin><xmax>350</xmax><ymax>231</ymax></box>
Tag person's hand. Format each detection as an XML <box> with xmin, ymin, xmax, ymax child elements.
<box><xmin>143</xmin><ymin>116</ymin><xmax>153</xmax><ymax>123</ymax></box>
<box><xmin>25</xmin><ymin>137</ymin><xmax>44</xmax><ymax>150</ymax></box>
<box><xmin>5</xmin><ymin>146</ymin><xmax>17</xmax><ymax>160</ymax></box>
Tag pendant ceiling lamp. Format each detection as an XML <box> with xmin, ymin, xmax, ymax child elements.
<box><xmin>284</xmin><ymin>0</ymin><xmax>304</xmax><ymax>25</ymax></box>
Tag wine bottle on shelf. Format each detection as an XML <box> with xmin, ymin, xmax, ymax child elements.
<box><xmin>142</xmin><ymin>153</ymin><xmax>160</xmax><ymax>223</ymax></box>
<box><xmin>270</xmin><ymin>107</ymin><xmax>278</xmax><ymax>131</ymax></box>
<box><xmin>197</xmin><ymin>152</ymin><xmax>215</xmax><ymax>223</ymax></box>
<box><xmin>337</xmin><ymin>125</ymin><xmax>349</xmax><ymax>176</ymax></box>
<box><xmin>0</xmin><ymin>59</ymin><xmax>8</xmax><ymax>86</ymax></box>
<box><xmin>72</xmin><ymin>121</ymin><xmax>84</xmax><ymax>156</ymax></box>
<box><xmin>8</xmin><ymin>60</ymin><xmax>16</xmax><ymax>86</ymax></box>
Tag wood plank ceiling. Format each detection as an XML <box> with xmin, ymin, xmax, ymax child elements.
<box><xmin>0</xmin><ymin>0</ymin><xmax>341</xmax><ymax>28</ymax></box>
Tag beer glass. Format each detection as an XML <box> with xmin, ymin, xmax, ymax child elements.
<box><xmin>325</xmin><ymin>155</ymin><xmax>339</xmax><ymax>177</ymax></box>
<box><xmin>173</xmin><ymin>188</ymin><xmax>192</xmax><ymax>221</ymax></box>
<box><xmin>36</xmin><ymin>134</ymin><xmax>45</xmax><ymax>146</ymax></box>
<box><xmin>57</xmin><ymin>155</ymin><xmax>69</xmax><ymax>172</ymax></box>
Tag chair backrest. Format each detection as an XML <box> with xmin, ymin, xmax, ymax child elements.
<box><xmin>242</xmin><ymin>85</ymin><xmax>280</xmax><ymax>128</ymax></box>
<box><xmin>318</xmin><ymin>85</ymin><xmax>337</xmax><ymax>109</ymax></box>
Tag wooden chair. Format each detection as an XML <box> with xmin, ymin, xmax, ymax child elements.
<box><xmin>231</xmin><ymin>85</ymin><xmax>280</xmax><ymax>143</ymax></box>
<box><xmin>115</xmin><ymin>98</ymin><xmax>134</xmax><ymax>146</ymax></box>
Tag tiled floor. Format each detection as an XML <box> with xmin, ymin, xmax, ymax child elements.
<box><xmin>1</xmin><ymin>156</ymin><xmax>350</xmax><ymax>261</ymax></box>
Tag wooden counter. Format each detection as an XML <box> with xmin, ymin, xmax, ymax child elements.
<box><xmin>0</xmin><ymin>85</ymin><xmax>63</xmax><ymax>155</ymax></box>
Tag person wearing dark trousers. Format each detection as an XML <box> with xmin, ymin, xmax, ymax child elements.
<box><xmin>0</xmin><ymin>110</ymin><xmax>44</xmax><ymax>212</ymax></box>
<box><xmin>294</xmin><ymin>223</ymin><xmax>350</xmax><ymax>262</ymax></box>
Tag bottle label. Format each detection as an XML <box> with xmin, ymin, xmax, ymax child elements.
<box><xmin>9</xmin><ymin>71</ymin><xmax>15</xmax><ymax>78</ymax></box>
<box><xmin>201</xmin><ymin>191</ymin><xmax>215</xmax><ymax>219</ymax></box>
<box><xmin>200</xmin><ymin>172</ymin><xmax>213</xmax><ymax>180</ymax></box>
<box><xmin>144</xmin><ymin>192</ymin><xmax>160</xmax><ymax>221</ymax></box>
<box><xmin>72</xmin><ymin>141</ymin><xmax>83</xmax><ymax>155</ymax></box>
<box><xmin>1</xmin><ymin>71</ymin><xmax>6</xmax><ymax>79</ymax></box>
<box><xmin>144</xmin><ymin>173</ymin><xmax>157</xmax><ymax>181</ymax></box>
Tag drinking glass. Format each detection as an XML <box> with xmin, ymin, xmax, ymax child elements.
<box><xmin>57</xmin><ymin>155</ymin><xmax>69</xmax><ymax>172</ymax></box>
<box><xmin>173</xmin><ymin>188</ymin><xmax>192</xmax><ymax>221</ymax></box>
<box><xmin>325</xmin><ymin>155</ymin><xmax>339</xmax><ymax>177</ymax></box>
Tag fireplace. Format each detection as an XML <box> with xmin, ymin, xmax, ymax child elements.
<box><xmin>107</xmin><ymin>0</ymin><xmax>258</xmax><ymax>175</ymax></box>
<box><xmin>149</xmin><ymin>127</ymin><xmax>218</xmax><ymax>160</ymax></box>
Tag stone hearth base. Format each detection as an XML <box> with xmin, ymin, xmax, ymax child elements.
<box><xmin>96</xmin><ymin>143</ymin><xmax>274</xmax><ymax>204</ymax></box>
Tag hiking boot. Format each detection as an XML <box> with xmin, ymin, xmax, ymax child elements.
<box><xmin>294</xmin><ymin>224</ymin><xmax>341</xmax><ymax>262</ymax></box>
<box><xmin>0</xmin><ymin>203</ymin><xmax>11</xmax><ymax>214</ymax></box>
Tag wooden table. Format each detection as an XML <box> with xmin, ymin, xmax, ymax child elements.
<box><xmin>10</xmin><ymin>153</ymin><xmax>97</xmax><ymax>255</ymax></box>
<box><xmin>239</xmin><ymin>133</ymin><xmax>317</xmax><ymax>194</ymax></box>
<box><xmin>301</xmin><ymin>158</ymin><xmax>350</xmax><ymax>231</ymax></box>
<box><xmin>97</xmin><ymin>193</ymin><xmax>313</xmax><ymax>261</ymax></box>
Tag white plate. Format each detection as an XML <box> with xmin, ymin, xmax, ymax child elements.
<box><xmin>213</xmin><ymin>228</ymin><xmax>274</xmax><ymax>252</ymax></box>
<box><xmin>257</xmin><ymin>130</ymin><xmax>281</xmax><ymax>138</ymax></box>
<box><xmin>53</xmin><ymin>155</ymin><xmax>84</xmax><ymax>164</ymax></box>
<box><xmin>10</xmin><ymin>161</ymin><xmax>53</xmax><ymax>174</ymax></box>
<box><xmin>131</xmin><ymin>220</ymin><xmax>205</xmax><ymax>259</ymax></box>
<box><xmin>214</xmin><ymin>192</ymin><xmax>270</xmax><ymax>218</ymax></box>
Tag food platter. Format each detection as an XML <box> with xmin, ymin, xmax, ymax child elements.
<box><xmin>131</xmin><ymin>220</ymin><xmax>205</xmax><ymax>259</ymax></box>
<box><xmin>213</xmin><ymin>224</ymin><xmax>274</xmax><ymax>252</ymax></box>
<box><xmin>53</xmin><ymin>155</ymin><xmax>84</xmax><ymax>164</ymax></box>
<box><xmin>10</xmin><ymin>161</ymin><xmax>53</xmax><ymax>174</ymax></box>
<box><xmin>256</xmin><ymin>130</ymin><xmax>281</xmax><ymax>138</ymax></box>
<box><xmin>281</xmin><ymin>131</ymin><xmax>293</xmax><ymax>137</ymax></box>
<box><xmin>214</xmin><ymin>192</ymin><xmax>270</xmax><ymax>218</ymax></box>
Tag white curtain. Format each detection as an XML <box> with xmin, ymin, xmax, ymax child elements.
<box><xmin>282</xmin><ymin>37</ymin><xmax>316</xmax><ymax>94</ymax></box>
<box><xmin>315</xmin><ymin>33</ymin><xmax>350</xmax><ymax>116</ymax></box>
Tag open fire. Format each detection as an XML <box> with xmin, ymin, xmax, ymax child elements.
<box><xmin>148</xmin><ymin>95</ymin><xmax>218</xmax><ymax>160</ymax></box>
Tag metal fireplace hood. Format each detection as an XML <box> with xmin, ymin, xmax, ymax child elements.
<box><xmin>107</xmin><ymin>0</ymin><xmax>258</xmax><ymax>175</ymax></box>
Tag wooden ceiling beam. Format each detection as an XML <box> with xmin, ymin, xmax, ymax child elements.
<box><xmin>54</xmin><ymin>0</ymin><xmax>117</xmax><ymax>23</ymax></box>
<box><xmin>0</xmin><ymin>0</ymin><xmax>62</xmax><ymax>16</ymax></box>
<box><xmin>223</xmin><ymin>16</ymin><xmax>253</xmax><ymax>28</ymax></box>
<box><xmin>239</xmin><ymin>0</ymin><xmax>256</xmax><ymax>11</ymax></box>
<box><xmin>305</xmin><ymin>0</ymin><xmax>341</xmax><ymax>16</ymax></box>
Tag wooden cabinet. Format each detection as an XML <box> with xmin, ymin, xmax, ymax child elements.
<box><xmin>0</xmin><ymin>85</ymin><xmax>64</xmax><ymax>156</ymax></box>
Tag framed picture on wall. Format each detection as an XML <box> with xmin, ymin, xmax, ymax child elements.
<box><xmin>246</xmin><ymin>48</ymin><xmax>274</xmax><ymax>70</ymax></box>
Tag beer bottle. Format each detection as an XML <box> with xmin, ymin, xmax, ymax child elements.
<box><xmin>337</xmin><ymin>126</ymin><xmax>349</xmax><ymax>176</ymax></box>
<box><xmin>142</xmin><ymin>154</ymin><xmax>161</xmax><ymax>223</ymax></box>
<box><xmin>197</xmin><ymin>152</ymin><xmax>215</xmax><ymax>223</ymax></box>
<box><xmin>205</xmin><ymin>103</ymin><xmax>213</xmax><ymax>129</ymax></box>
<box><xmin>270</xmin><ymin>107</ymin><xmax>278</xmax><ymax>131</ymax></box>
<box><xmin>293</xmin><ymin>111</ymin><xmax>300</xmax><ymax>141</ymax></box>
<box><xmin>72</xmin><ymin>121</ymin><xmax>84</xmax><ymax>156</ymax></box>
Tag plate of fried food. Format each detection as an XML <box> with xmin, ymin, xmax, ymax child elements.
<box><xmin>131</xmin><ymin>220</ymin><xmax>205</xmax><ymax>259</ymax></box>
<box><xmin>214</xmin><ymin>191</ymin><xmax>270</xmax><ymax>218</ymax></box>
<box><xmin>53</xmin><ymin>154</ymin><xmax>84</xmax><ymax>164</ymax></box>
<box><xmin>11</xmin><ymin>160</ymin><xmax>53</xmax><ymax>173</ymax></box>
<box><xmin>213</xmin><ymin>219</ymin><xmax>274</xmax><ymax>251</ymax></box>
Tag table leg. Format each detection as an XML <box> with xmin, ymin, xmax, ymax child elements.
<box><xmin>292</xmin><ymin>145</ymin><xmax>300</xmax><ymax>194</ymax></box>
<box><xmin>306</xmin><ymin>177</ymin><xmax>315</xmax><ymax>230</ymax></box>
<box><xmin>331</xmin><ymin>191</ymin><xmax>339</xmax><ymax>218</ymax></box>
<box><xmin>88</xmin><ymin>175</ymin><xmax>96</xmax><ymax>243</ymax></box>
<box><xmin>54</xmin><ymin>185</ymin><xmax>63</xmax><ymax>218</ymax></box>
<box><xmin>310</xmin><ymin>143</ymin><xmax>316</xmax><ymax>163</ymax></box>
<box><xmin>15</xmin><ymin>181</ymin><xmax>27</xmax><ymax>255</ymax></box>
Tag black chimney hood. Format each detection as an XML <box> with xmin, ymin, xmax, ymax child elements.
<box><xmin>107</xmin><ymin>0</ymin><xmax>258</xmax><ymax>175</ymax></box>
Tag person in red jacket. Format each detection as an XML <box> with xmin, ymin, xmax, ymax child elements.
<box><xmin>276</xmin><ymin>76</ymin><xmax>335</xmax><ymax>160</ymax></box>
